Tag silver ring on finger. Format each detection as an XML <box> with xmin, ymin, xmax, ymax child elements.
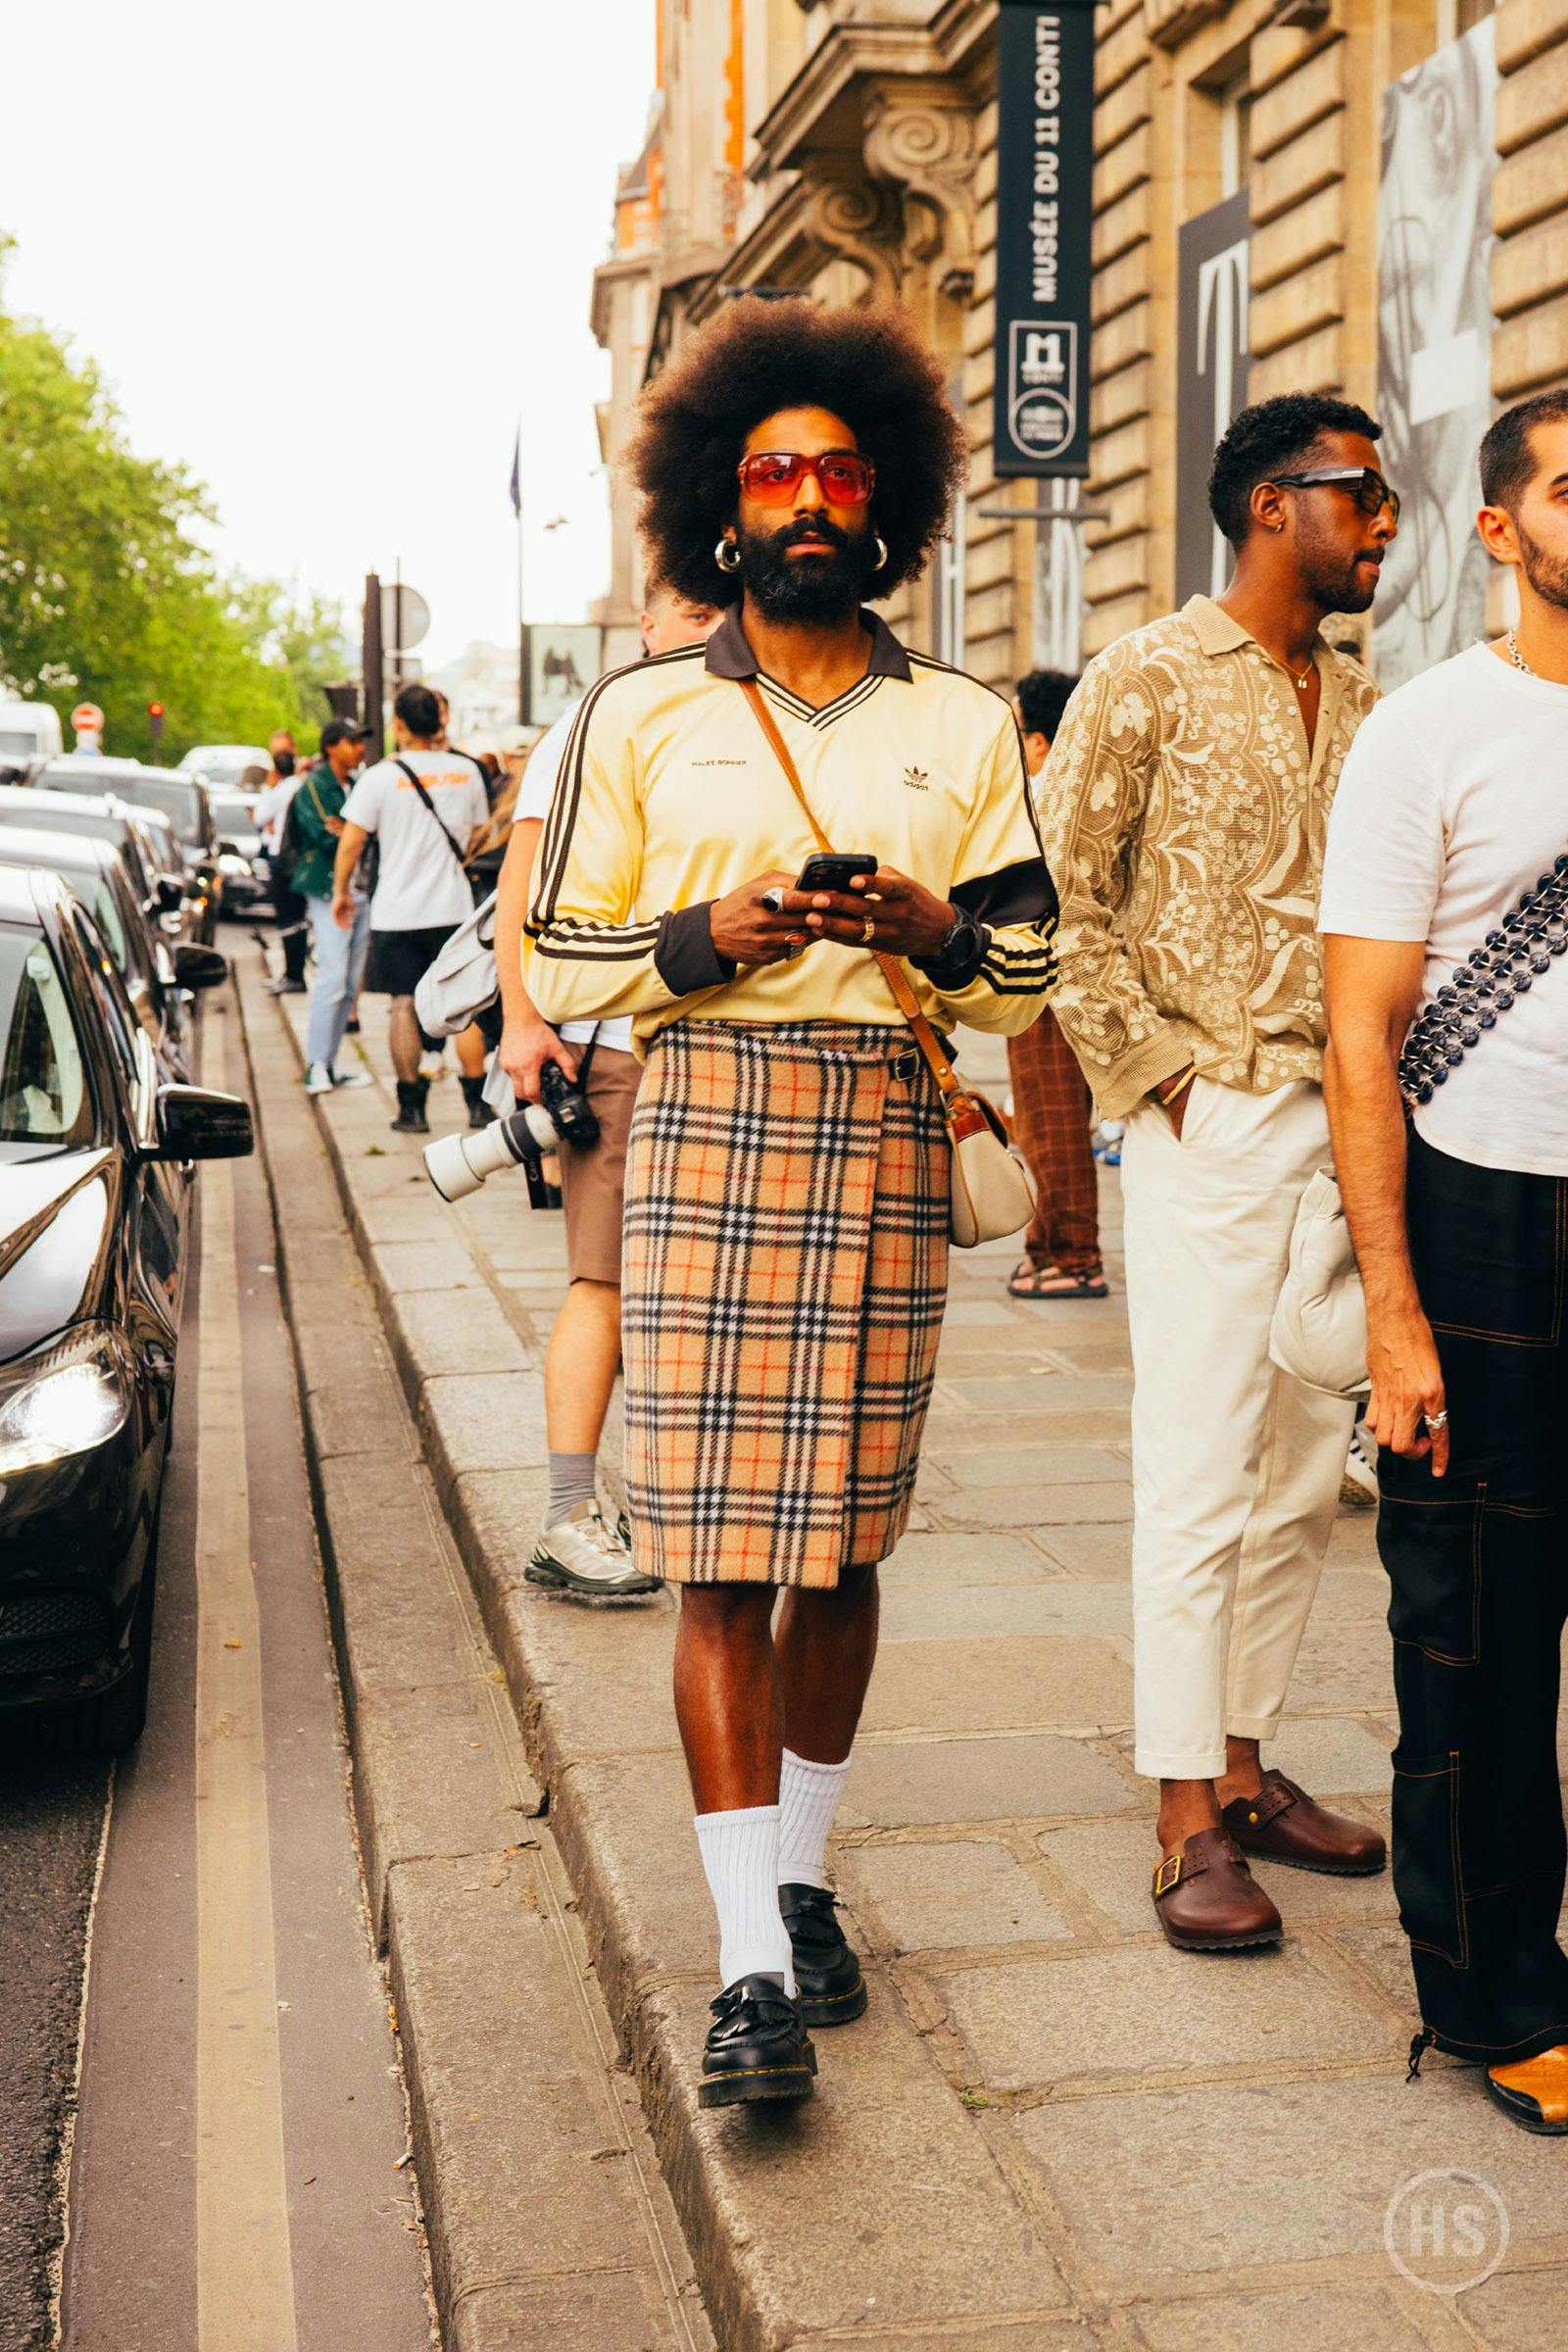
<box><xmin>760</xmin><ymin>885</ymin><xmax>786</xmax><ymax>913</ymax></box>
<box><xmin>1425</xmin><ymin>1409</ymin><xmax>1448</xmax><ymax>1430</ymax></box>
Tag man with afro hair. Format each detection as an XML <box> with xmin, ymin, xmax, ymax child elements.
<box><xmin>1039</xmin><ymin>393</ymin><xmax>1396</xmax><ymax>1952</ymax></box>
<box><xmin>522</xmin><ymin>296</ymin><xmax>1057</xmax><ymax>2110</ymax></box>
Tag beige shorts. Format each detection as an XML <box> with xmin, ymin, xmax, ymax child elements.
<box><xmin>558</xmin><ymin>1044</ymin><xmax>641</xmax><ymax>1286</ymax></box>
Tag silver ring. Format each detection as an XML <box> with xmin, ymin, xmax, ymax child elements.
<box><xmin>760</xmin><ymin>885</ymin><xmax>785</xmax><ymax>914</ymax></box>
<box><xmin>1425</xmin><ymin>1409</ymin><xmax>1448</xmax><ymax>1430</ymax></box>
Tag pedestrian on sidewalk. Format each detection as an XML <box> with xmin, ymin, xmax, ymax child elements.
<box><xmin>1322</xmin><ymin>388</ymin><xmax>1568</xmax><ymax>2135</ymax></box>
<box><xmin>489</xmin><ymin>580</ymin><xmax>719</xmax><ymax>1597</ymax></box>
<box><xmin>524</xmin><ymin>297</ymin><xmax>1056</xmax><ymax>2108</ymax></box>
<box><xmin>1004</xmin><ymin>668</ymin><xmax>1106</xmax><ymax>1302</ymax></box>
<box><xmin>330</xmin><ymin>683</ymin><xmax>490</xmax><ymax>1135</ymax></box>
<box><xmin>293</xmin><ymin>719</ymin><xmax>374</xmax><ymax>1097</ymax></box>
<box><xmin>257</xmin><ymin>729</ymin><xmax>309</xmax><ymax>995</ymax></box>
<box><xmin>1040</xmin><ymin>394</ymin><xmax>1396</xmax><ymax>1951</ymax></box>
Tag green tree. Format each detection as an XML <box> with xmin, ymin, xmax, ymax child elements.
<box><xmin>0</xmin><ymin>239</ymin><xmax>318</xmax><ymax>762</ymax></box>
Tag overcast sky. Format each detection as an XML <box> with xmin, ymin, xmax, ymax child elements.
<box><xmin>1</xmin><ymin>0</ymin><xmax>656</xmax><ymax>668</ymax></box>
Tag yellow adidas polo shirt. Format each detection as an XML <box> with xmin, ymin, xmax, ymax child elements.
<box><xmin>523</xmin><ymin>607</ymin><xmax>1057</xmax><ymax>1048</ymax></box>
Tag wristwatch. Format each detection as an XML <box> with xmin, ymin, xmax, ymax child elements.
<box><xmin>914</xmin><ymin>903</ymin><xmax>986</xmax><ymax>985</ymax></box>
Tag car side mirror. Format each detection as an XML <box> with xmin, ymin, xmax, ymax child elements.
<box><xmin>156</xmin><ymin>873</ymin><xmax>185</xmax><ymax>911</ymax></box>
<box><xmin>146</xmin><ymin>1083</ymin><xmax>254</xmax><ymax>1162</ymax></box>
<box><xmin>172</xmin><ymin>943</ymin><xmax>227</xmax><ymax>991</ymax></box>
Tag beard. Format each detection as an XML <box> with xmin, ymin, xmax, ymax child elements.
<box><xmin>1516</xmin><ymin>517</ymin><xmax>1568</xmax><ymax>611</ymax></box>
<box><xmin>1298</xmin><ymin>533</ymin><xmax>1383</xmax><ymax>615</ymax></box>
<box><xmin>736</xmin><ymin>515</ymin><xmax>883</xmax><ymax>623</ymax></box>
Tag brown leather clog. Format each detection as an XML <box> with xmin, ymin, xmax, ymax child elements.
<box><xmin>1151</xmin><ymin>1827</ymin><xmax>1283</xmax><ymax>1951</ymax></box>
<box><xmin>1223</xmin><ymin>1770</ymin><xmax>1386</xmax><ymax>1876</ymax></box>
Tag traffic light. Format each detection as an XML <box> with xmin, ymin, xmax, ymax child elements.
<box><xmin>148</xmin><ymin>702</ymin><xmax>165</xmax><ymax>759</ymax></box>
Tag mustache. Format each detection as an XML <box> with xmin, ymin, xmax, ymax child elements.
<box><xmin>778</xmin><ymin>515</ymin><xmax>852</xmax><ymax>551</ymax></box>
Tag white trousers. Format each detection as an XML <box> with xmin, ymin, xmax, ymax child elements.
<box><xmin>1120</xmin><ymin>1078</ymin><xmax>1352</xmax><ymax>1780</ymax></box>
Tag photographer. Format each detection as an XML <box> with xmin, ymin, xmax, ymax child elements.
<box><xmin>488</xmin><ymin>582</ymin><xmax>719</xmax><ymax>1599</ymax></box>
<box><xmin>523</xmin><ymin>298</ymin><xmax>1055</xmax><ymax>2111</ymax></box>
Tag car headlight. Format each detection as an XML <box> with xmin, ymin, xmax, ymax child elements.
<box><xmin>218</xmin><ymin>852</ymin><xmax>250</xmax><ymax>878</ymax></box>
<box><xmin>0</xmin><ymin>1328</ymin><xmax>133</xmax><ymax>1475</ymax></box>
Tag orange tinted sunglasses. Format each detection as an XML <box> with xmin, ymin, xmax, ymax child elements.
<box><xmin>737</xmin><ymin>451</ymin><xmax>875</xmax><ymax>507</ymax></box>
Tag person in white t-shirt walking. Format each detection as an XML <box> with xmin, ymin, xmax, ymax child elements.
<box><xmin>1322</xmin><ymin>387</ymin><xmax>1568</xmax><ymax>2136</ymax></box>
<box><xmin>488</xmin><ymin>582</ymin><xmax>719</xmax><ymax>1596</ymax></box>
<box><xmin>331</xmin><ymin>682</ymin><xmax>490</xmax><ymax>1134</ymax></box>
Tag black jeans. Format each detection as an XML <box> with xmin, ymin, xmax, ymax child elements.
<box><xmin>1380</xmin><ymin>1128</ymin><xmax>1568</xmax><ymax>2065</ymax></box>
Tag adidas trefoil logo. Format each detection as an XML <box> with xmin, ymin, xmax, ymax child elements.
<box><xmin>903</xmin><ymin>764</ymin><xmax>929</xmax><ymax>791</ymax></box>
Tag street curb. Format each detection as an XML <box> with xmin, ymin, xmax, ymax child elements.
<box><xmin>263</xmin><ymin>990</ymin><xmax>1081</xmax><ymax>2352</ymax></box>
<box><xmin>232</xmin><ymin>958</ymin><xmax>711</xmax><ymax>2352</ymax></box>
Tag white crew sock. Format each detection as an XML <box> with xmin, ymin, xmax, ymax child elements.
<box><xmin>694</xmin><ymin>1805</ymin><xmax>796</xmax><ymax>1994</ymax></box>
<box><xmin>777</xmin><ymin>1747</ymin><xmax>852</xmax><ymax>1891</ymax></box>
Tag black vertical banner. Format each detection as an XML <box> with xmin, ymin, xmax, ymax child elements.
<box><xmin>993</xmin><ymin>0</ymin><xmax>1096</xmax><ymax>478</ymax></box>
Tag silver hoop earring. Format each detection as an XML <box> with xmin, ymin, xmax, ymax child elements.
<box><xmin>715</xmin><ymin>537</ymin><xmax>742</xmax><ymax>574</ymax></box>
<box><xmin>872</xmin><ymin>534</ymin><xmax>888</xmax><ymax>573</ymax></box>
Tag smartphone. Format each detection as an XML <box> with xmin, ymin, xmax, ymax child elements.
<box><xmin>797</xmin><ymin>852</ymin><xmax>878</xmax><ymax>895</ymax></box>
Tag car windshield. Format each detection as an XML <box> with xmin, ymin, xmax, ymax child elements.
<box><xmin>109</xmin><ymin>777</ymin><xmax>205</xmax><ymax>847</ymax></box>
<box><xmin>212</xmin><ymin>795</ymin><xmax>257</xmax><ymax>835</ymax></box>
<box><xmin>0</xmin><ymin>925</ymin><xmax>94</xmax><ymax>1151</ymax></box>
<box><xmin>186</xmin><ymin>751</ymin><xmax>264</xmax><ymax>789</ymax></box>
<box><xmin>0</xmin><ymin>730</ymin><xmax>41</xmax><ymax>758</ymax></box>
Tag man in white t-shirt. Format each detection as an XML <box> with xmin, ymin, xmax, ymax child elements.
<box><xmin>1321</xmin><ymin>387</ymin><xmax>1568</xmax><ymax>2137</ymax></box>
<box><xmin>488</xmin><ymin>582</ymin><xmax>719</xmax><ymax>1596</ymax></box>
<box><xmin>331</xmin><ymin>681</ymin><xmax>489</xmax><ymax>1133</ymax></box>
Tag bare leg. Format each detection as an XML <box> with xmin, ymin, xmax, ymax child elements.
<box><xmin>1157</xmin><ymin>1737</ymin><xmax>1262</xmax><ymax>1850</ymax></box>
<box><xmin>389</xmin><ymin>994</ymin><xmax>423</xmax><ymax>1084</ymax></box>
<box><xmin>776</xmin><ymin>1561</ymin><xmax>880</xmax><ymax>1764</ymax></box>
<box><xmin>455</xmin><ymin>1021</ymin><xmax>487</xmax><ymax>1079</ymax></box>
<box><xmin>543</xmin><ymin>1280</ymin><xmax>620</xmax><ymax>1453</ymax></box>
<box><xmin>674</xmin><ymin>1587</ymin><xmax>783</xmax><ymax>1814</ymax></box>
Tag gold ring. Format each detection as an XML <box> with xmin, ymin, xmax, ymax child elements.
<box><xmin>860</xmin><ymin>915</ymin><xmax>875</xmax><ymax>944</ymax></box>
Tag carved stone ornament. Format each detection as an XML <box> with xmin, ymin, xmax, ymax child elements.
<box><xmin>802</xmin><ymin>172</ymin><xmax>905</xmax><ymax>301</ymax></box>
<box><xmin>1142</xmin><ymin>0</ymin><xmax>1230</xmax><ymax>50</ymax></box>
<box><xmin>861</xmin><ymin>88</ymin><xmax>978</xmax><ymax>277</ymax></box>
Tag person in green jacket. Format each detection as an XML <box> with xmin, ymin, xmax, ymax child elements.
<box><xmin>297</xmin><ymin>719</ymin><xmax>374</xmax><ymax>1095</ymax></box>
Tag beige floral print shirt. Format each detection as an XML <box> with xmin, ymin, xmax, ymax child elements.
<box><xmin>1036</xmin><ymin>595</ymin><xmax>1378</xmax><ymax>1119</ymax></box>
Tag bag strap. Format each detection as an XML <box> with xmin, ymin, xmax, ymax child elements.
<box><xmin>737</xmin><ymin>678</ymin><xmax>964</xmax><ymax>1103</ymax></box>
<box><xmin>393</xmin><ymin>758</ymin><xmax>469</xmax><ymax>873</ymax></box>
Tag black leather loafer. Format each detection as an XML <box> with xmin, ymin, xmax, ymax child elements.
<box><xmin>698</xmin><ymin>1974</ymin><xmax>816</xmax><ymax>2109</ymax></box>
<box><xmin>780</xmin><ymin>1884</ymin><xmax>868</xmax><ymax>2027</ymax></box>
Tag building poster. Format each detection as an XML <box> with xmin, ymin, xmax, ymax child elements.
<box><xmin>523</xmin><ymin>624</ymin><xmax>604</xmax><ymax>728</ymax></box>
<box><xmin>1175</xmin><ymin>190</ymin><xmax>1251</xmax><ymax>605</ymax></box>
<box><xmin>993</xmin><ymin>1</ymin><xmax>1096</xmax><ymax>477</ymax></box>
<box><xmin>1374</xmin><ymin>20</ymin><xmax>1497</xmax><ymax>690</ymax></box>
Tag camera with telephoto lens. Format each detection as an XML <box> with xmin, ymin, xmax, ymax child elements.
<box><xmin>422</xmin><ymin>1058</ymin><xmax>599</xmax><ymax>1206</ymax></box>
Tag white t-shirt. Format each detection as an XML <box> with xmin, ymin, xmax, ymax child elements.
<box><xmin>515</xmin><ymin>702</ymin><xmax>634</xmax><ymax>1054</ymax></box>
<box><xmin>1320</xmin><ymin>641</ymin><xmax>1568</xmax><ymax>1176</ymax></box>
<box><xmin>342</xmin><ymin>751</ymin><xmax>489</xmax><ymax>932</ymax></box>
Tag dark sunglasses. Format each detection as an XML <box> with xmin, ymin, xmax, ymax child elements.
<box><xmin>736</xmin><ymin>451</ymin><xmax>875</xmax><ymax>508</ymax></box>
<box><xmin>1271</xmin><ymin>466</ymin><xmax>1400</xmax><ymax>523</ymax></box>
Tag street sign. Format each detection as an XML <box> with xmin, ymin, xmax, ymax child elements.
<box><xmin>71</xmin><ymin>702</ymin><xmax>105</xmax><ymax>733</ymax></box>
<box><xmin>381</xmin><ymin>584</ymin><xmax>430</xmax><ymax>653</ymax></box>
<box><xmin>993</xmin><ymin>1</ymin><xmax>1096</xmax><ymax>477</ymax></box>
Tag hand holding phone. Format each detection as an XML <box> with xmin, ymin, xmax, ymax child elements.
<box><xmin>796</xmin><ymin>852</ymin><xmax>878</xmax><ymax>895</ymax></box>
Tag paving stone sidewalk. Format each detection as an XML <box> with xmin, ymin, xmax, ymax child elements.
<box><xmin>272</xmin><ymin>977</ymin><xmax>1567</xmax><ymax>2352</ymax></box>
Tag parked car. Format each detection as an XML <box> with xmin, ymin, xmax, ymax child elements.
<box><xmin>0</xmin><ymin>865</ymin><xmax>249</xmax><ymax>1752</ymax></box>
<box><xmin>178</xmin><ymin>744</ymin><xmax>270</xmax><ymax>795</ymax></box>
<box><xmin>0</xmin><ymin>785</ymin><xmax>179</xmax><ymax>935</ymax></box>
<box><xmin>0</xmin><ymin>703</ymin><xmax>64</xmax><ymax>768</ymax></box>
<box><xmin>33</xmin><ymin>759</ymin><xmax>220</xmax><ymax>942</ymax></box>
<box><xmin>0</xmin><ymin>827</ymin><xmax>218</xmax><ymax>1077</ymax></box>
<box><xmin>208</xmin><ymin>791</ymin><xmax>270</xmax><ymax>913</ymax></box>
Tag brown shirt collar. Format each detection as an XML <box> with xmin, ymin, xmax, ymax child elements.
<box><xmin>704</xmin><ymin>604</ymin><xmax>913</xmax><ymax>685</ymax></box>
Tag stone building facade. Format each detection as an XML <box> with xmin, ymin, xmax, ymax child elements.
<box><xmin>591</xmin><ymin>0</ymin><xmax>1567</xmax><ymax>690</ymax></box>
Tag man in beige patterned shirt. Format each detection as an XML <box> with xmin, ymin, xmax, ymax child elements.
<box><xmin>1041</xmin><ymin>395</ymin><xmax>1396</xmax><ymax>1951</ymax></box>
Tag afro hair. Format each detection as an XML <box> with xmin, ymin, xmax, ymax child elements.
<box><xmin>624</xmin><ymin>296</ymin><xmax>969</xmax><ymax>609</ymax></box>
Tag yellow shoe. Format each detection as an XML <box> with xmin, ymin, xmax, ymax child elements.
<box><xmin>1486</xmin><ymin>2043</ymin><xmax>1568</xmax><ymax>2134</ymax></box>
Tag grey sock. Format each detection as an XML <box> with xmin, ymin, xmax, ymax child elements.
<box><xmin>547</xmin><ymin>1449</ymin><xmax>599</xmax><ymax>1527</ymax></box>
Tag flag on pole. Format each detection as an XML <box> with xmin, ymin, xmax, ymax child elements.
<box><xmin>509</xmin><ymin>426</ymin><xmax>521</xmax><ymax>517</ymax></box>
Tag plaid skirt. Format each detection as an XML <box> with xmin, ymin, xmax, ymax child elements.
<box><xmin>621</xmin><ymin>1020</ymin><xmax>950</xmax><ymax>1588</ymax></box>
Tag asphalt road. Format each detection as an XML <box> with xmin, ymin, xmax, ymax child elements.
<box><xmin>0</xmin><ymin>989</ymin><xmax>435</xmax><ymax>2352</ymax></box>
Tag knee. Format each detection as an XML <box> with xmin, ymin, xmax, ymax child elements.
<box><xmin>679</xmin><ymin>1586</ymin><xmax>774</xmax><ymax>1641</ymax></box>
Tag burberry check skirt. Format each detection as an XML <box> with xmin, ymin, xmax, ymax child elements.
<box><xmin>621</xmin><ymin>1019</ymin><xmax>951</xmax><ymax>1588</ymax></box>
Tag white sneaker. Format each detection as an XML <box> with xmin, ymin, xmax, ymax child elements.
<box><xmin>419</xmin><ymin>1052</ymin><xmax>447</xmax><ymax>1082</ymax></box>
<box><xmin>1342</xmin><ymin>1418</ymin><xmax>1379</xmax><ymax>1507</ymax></box>
<box><xmin>524</xmin><ymin>1500</ymin><xmax>662</xmax><ymax>1598</ymax></box>
<box><xmin>304</xmin><ymin>1061</ymin><xmax>335</xmax><ymax>1095</ymax></box>
<box><xmin>330</xmin><ymin>1068</ymin><xmax>373</xmax><ymax>1089</ymax></box>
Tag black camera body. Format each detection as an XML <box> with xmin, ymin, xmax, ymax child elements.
<box><xmin>422</xmin><ymin>1056</ymin><xmax>600</xmax><ymax>1208</ymax></box>
<box><xmin>537</xmin><ymin>1058</ymin><xmax>599</xmax><ymax>1152</ymax></box>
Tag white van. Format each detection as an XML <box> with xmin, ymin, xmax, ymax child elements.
<box><xmin>0</xmin><ymin>703</ymin><xmax>65</xmax><ymax>762</ymax></box>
